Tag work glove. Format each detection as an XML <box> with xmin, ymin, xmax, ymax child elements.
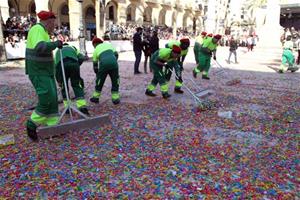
<box><xmin>56</xmin><ymin>40</ymin><xmax>63</xmax><ymax>49</ymax></box>
<box><xmin>93</xmin><ymin>63</ymin><xmax>99</xmax><ymax>74</ymax></box>
<box><xmin>213</xmin><ymin>55</ymin><xmax>216</xmax><ymax>60</ymax></box>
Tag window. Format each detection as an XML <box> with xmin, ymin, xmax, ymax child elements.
<box><xmin>109</xmin><ymin>6</ymin><xmax>114</xmax><ymax>20</ymax></box>
<box><xmin>61</xmin><ymin>4</ymin><xmax>69</xmax><ymax>16</ymax></box>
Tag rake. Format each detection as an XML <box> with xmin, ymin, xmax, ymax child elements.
<box><xmin>36</xmin><ymin>49</ymin><xmax>111</xmax><ymax>139</ymax></box>
<box><xmin>213</xmin><ymin>60</ymin><xmax>241</xmax><ymax>86</ymax></box>
<box><xmin>169</xmin><ymin>67</ymin><xmax>217</xmax><ymax>111</ymax></box>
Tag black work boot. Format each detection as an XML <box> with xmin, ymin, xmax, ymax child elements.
<box><xmin>79</xmin><ymin>107</ymin><xmax>90</xmax><ymax>116</ymax></box>
<box><xmin>26</xmin><ymin>121</ymin><xmax>38</xmax><ymax>141</ymax></box>
<box><xmin>193</xmin><ymin>69</ymin><xmax>197</xmax><ymax>78</ymax></box>
<box><xmin>112</xmin><ymin>99</ymin><xmax>120</xmax><ymax>105</ymax></box>
<box><xmin>162</xmin><ymin>93</ymin><xmax>171</xmax><ymax>99</ymax></box>
<box><xmin>145</xmin><ymin>89</ymin><xmax>156</xmax><ymax>97</ymax></box>
<box><xmin>90</xmin><ymin>97</ymin><xmax>99</xmax><ymax>103</ymax></box>
<box><xmin>202</xmin><ymin>75</ymin><xmax>210</xmax><ymax>80</ymax></box>
<box><xmin>174</xmin><ymin>87</ymin><xmax>184</xmax><ymax>94</ymax></box>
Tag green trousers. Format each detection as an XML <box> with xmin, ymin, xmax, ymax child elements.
<box><xmin>27</xmin><ymin>75</ymin><xmax>59</xmax><ymax>128</ymax></box>
<box><xmin>195</xmin><ymin>52</ymin><xmax>211</xmax><ymax>75</ymax></box>
<box><xmin>194</xmin><ymin>42</ymin><xmax>201</xmax><ymax>64</ymax></box>
<box><xmin>165</xmin><ymin>60</ymin><xmax>183</xmax><ymax>89</ymax></box>
<box><xmin>56</xmin><ymin>59</ymin><xmax>85</xmax><ymax>100</ymax></box>
<box><xmin>147</xmin><ymin>59</ymin><xmax>169</xmax><ymax>94</ymax></box>
<box><xmin>95</xmin><ymin>66</ymin><xmax>119</xmax><ymax>94</ymax></box>
<box><xmin>281</xmin><ymin>49</ymin><xmax>295</xmax><ymax>67</ymax></box>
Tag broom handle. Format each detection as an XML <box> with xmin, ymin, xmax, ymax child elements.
<box><xmin>169</xmin><ymin>67</ymin><xmax>203</xmax><ymax>104</ymax></box>
<box><xmin>59</xmin><ymin>49</ymin><xmax>73</xmax><ymax>120</ymax></box>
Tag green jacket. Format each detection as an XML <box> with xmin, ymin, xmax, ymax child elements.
<box><xmin>200</xmin><ymin>37</ymin><xmax>218</xmax><ymax>55</ymax></box>
<box><xmin>25</xmin><ymin>23</ymin><xmax>59</xmax><ymax>75</ymax></box>
<box><xmin>151</xmin><ymin>48</ymin><xmax>178</xmax><ymax>67</ymax></box>
<box><xmin>93</xmin><ymin>42</ymin><xmax>118</xmax><ymax>70</ymax></box>
<box><xmin>54</xmin><ymin>45</ymin><xmax>85</xmax><ymax>67</ymax></box>
<box><xmin>165</xmin><ymin>40</ymin><xmax>189</xmax><ymax>57</ymax></box>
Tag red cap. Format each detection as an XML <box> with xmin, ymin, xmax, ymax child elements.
<box><xmin>180</xmin><ymin>38</ymin><xmax>190</xmax><ymax>44</ymax></box>
<box><xmin>92</xmin><ymin>37</ymin><xmax>103</xmax><ymax>45</ymax></box>
<box><xmin>201</xmin><ymin>31</ymin><xmax>207</xmax><ymax>36</ymax></box>
<box><xmin>207</xmin><ymin>33</ymin><xmax>213</xmax><ymax>37</ymax></box>
<box><xmin>172</xmin><ymin>45</ymin><xmax>181</xmax><ymax>54</ymax></box>
<box><xmin>213</xmin><ymin>34</ymin><xmax>222</xmax><ymax>40</ymax></box>
<box><xmin>37</xmin><ymin>11</ymin><xmax>56</xmax><ymax>20</ymax></box>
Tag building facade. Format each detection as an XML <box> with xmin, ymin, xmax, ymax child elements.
<box><xmin>0</xmin><ymin>0</ymin><xmax>205</xmax><ymax>39</ymax></box>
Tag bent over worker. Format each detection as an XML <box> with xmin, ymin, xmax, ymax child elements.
<box><xmin>54</xmin><ymin>43</ymin><xmax>89</xmax><ymax>115</ymax></box>
<box><xmin>164</xmin><ymin>38</ymin><xmax>190</xmax><ymax>93</ymax></box>
<box><xmin>90</xmin><ymin>38</ymin><xmax>120</xmax><ymax>104</ymax></box>
<box><xmin>145</xmin><ymin>45</ymin><xmax>182</xmax><ymax>99</ymax></box>
<box><xmin>194</xmin><ymin>31</ymin><xmax>207</xmax><ymax>64</ymax></box>
<box><xmin>193</xmin><ymin>34</ymin><xmax>222</xmax><ymax>80</ymax></box>
<box><xmin>25</xmin><ymin>11</ymin><xmax>63</xmax><ymax>141</ymax></box>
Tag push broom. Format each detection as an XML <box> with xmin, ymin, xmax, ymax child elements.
<box><xmin>213</xmin><ymin>60</ymin><xmax>241</xmax><ymax>86</ymax></box>
<box><xmin>169</xmin><ymin>67</ymin><xmax>217</xmax><ymax>111</ymax></box>
<box><xmin>36</xmin><ymin>49</ymin><xmax>111</xmax><ymax>139</ymax></box>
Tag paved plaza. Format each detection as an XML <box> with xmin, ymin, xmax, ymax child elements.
<box><xmin>0</xmin><ymin>45</ymin><xmax>299</xmax><ymax>198</ymax></box>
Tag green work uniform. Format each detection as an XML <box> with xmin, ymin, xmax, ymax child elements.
<box><xmin>193</xmin><ymin>37</ymin><xmax>218</xmax><ymax>77</ymax></box>
<box><xmin>146</xmin><ymin>48</ymin><xmax>177</xmax><ymax>95</ymax></box>
<box><xmin>280</xmin><ymin>41</ymin><xmax>295</xmax><ymax>72</ymax></box>
<box><xmin>165</xmin><ymin>40</ymin><xmax>189</xmax><ymax>90</ymax></box>
<box><xmin>25</xmin><ymin>23</ymin><xmax>60</xmax><ymax>130</ymax></box>
<box><xmin>194</xmin><ymin>35</ymin><xmax>205</xmax><ymax>64</ymax></box>
<box><xmin>54</xmin><ymin>45</ymin><xmax>87</xmax><ymax>109</ymax></box>
<box><xmin>91</xmin><ymin>42</ymin><xmax>120</xmax><ymax>102</ymax></box>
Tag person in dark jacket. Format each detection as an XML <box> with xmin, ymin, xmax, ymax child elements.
<box><xmin>227</xmin><ymin>36</ymin><xmax>238</xmax><ymax>64</ymax></box>
<box><xmin>142</xmin><ymin>31</ymin><xmax>152</xmax><ymax>73</ymax></box>
<box><xmin>133</xmin><ymin>27</ymin><xmax>143</xmax><ymax>74</ymax></box>
<box><xmin>150</xmin><ymin>30</ymin><xmax>159</xmax><ymax>55</ymax></box>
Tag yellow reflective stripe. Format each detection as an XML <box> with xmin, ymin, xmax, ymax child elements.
<box><xmin>93</xmin><ymin>91</ymin><xmax>101</xmax><ymax>98</ymax></box>
<box><xmin>30</xmin><ymin>111</ymin><xmax>47</xmax><ymax>125</ymax></box>
<box><xmin>76</xmin><ymin>99</ymin><xmax>87</xmax><ymax>108</ymax></box>
<box><xmin>111</xmin><ymin>92</ymin><xmax>120</xmax><ymax>100</ymax></box>
<box><xmin>46</xmin><ymin>116</ymin><xmax>59</xmax><ymax>126</ymax></box>
<box><xmin>161</xmin><ymin>83</ymin><xmax>168</xmax><ymax>92</ymax></box>
<box><xmin>194</xmin><ymin>68</ymin><xmax>200</xmax><ymax>73</ymax></box>
<box><xmin>63</xmin><ymin>100</ymin><xmax>68</xmax><ymax>108</ymax></box>
<box><xmin>97</xmin><ymin>79</ymin><xmax>101</xmax><ymax>86</ymax></box>
<box><xmin>175</xmin><ymin>80</ymin><xmax>182</xmax><ymax>87</ymax></box>
<box><xmin>202</xmin><ymin>71</ymin><xmax>208</xmax><ymax>76</ymax></box>
<box><xmin>159</xmin><ymin>71</ymin><xmax>163</xmax><ymax>77</ymax></box>
<box><xmin>147</xmin><ymin>84</ymin><xmax>156</xmax><ymax>91</ymax></box>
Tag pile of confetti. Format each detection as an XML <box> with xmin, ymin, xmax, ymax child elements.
<box><xmin>0</xmin><ymin>75</ymin><xmax>299</xmax><ymax>198</ymax></box>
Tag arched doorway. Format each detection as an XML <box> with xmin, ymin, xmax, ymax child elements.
<box><xmin>28</xmin><ymin>1</ymin><xmax>36</xmax><ymax>15</ymax></box>
<box><xmin>85</xmin><ymin>6</ymin><xmax>96</xmax><ymax>40</ymax></box>
<box><xmin>183</xmin><ymin>12</ymin><xmax>193</xmax><ymax>31</ymax></box>
<box><xmin>8</xmin><ymin>0</ymin><xmax>19</xmax><ymax>17</ymax></box>
<box><xmin>158</xmin><ymin>9</ymin><xmax>166</xmax><ymax>26</ymax></box>
<box><xmin>106</xmin><ymin>1</ymin><xmax>117</xmax><ymax>24</ymax></box>
<box><xmin>126</xmin><ymin>4</ymin><xmax>136</xmax><ymax>22</ymax></box>
<box><xmin>143</xmin><ymin>6</ymin><xmax>152</xmax><ymax>24</ymax></box>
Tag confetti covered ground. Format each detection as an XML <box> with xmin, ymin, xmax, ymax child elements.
<box><xmin>0</xmin><ymin>46</ymin><xmax>299</xmax><ymax>199</ymax></box>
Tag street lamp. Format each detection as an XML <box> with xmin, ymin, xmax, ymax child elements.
<box><xmin>77</xmin><ymin>0</ymin><xmax>87</xmax><ymax>56</ymax></box>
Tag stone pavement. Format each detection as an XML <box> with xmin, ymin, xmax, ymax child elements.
<box><xmin>0</xmin><ymin>45</ymin><xmax>299</xmax><ymax>198</ymax></box>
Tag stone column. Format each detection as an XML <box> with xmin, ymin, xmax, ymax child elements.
<box><xmin>205</xmin><ymin>0</ymin><xmax>216</xmax><ymax>33</ymax></box>
<box><xmin>0</xmin><ymin>6</ymin><xmax>7</xmax><ymax>61</ymax></box>
<box><xmin>0</xmin><ymin>0</ymin><xmax>9</xmax><ymax>22</ymax></box>
<box><xmin>35</xmin><ymin>0</ymin><xmax>49</xmax><ymax>14</ymax></box>
<box><xmin>95</xmin><ymin>0</ymin><xmax>101</xmax><ymax>38</ymax></box>
<box><xmin>135</xmin><ymin>4</ymin><xmax>144</xmax><ymax>25</ymax></box>
<box><xmin>258</xmin><ymin>0</ymin><xmax>281</xmax><ymax>47</ymax></box>
<box><xmin>69</xmin><ymin>0</ymin><xmax>80</xmax><ymax>40</ymax></box>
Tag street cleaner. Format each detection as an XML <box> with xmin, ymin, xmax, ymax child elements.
<box><xmin>25</xmin><ymin>11</ymin><xmax>63</xmax><ymax>141</ymax></box>
<box><xmin>193</xmin><ymin>34</ymin><xmax>222</xmax><ymax>80</ymax></box>
<box><xmin>90</xmin><ymin>37</ymin><xmax>121</xmax><ymax>104</ymax></box>
<box><xmin>145</xmin><ymin>45</ymin><xmax>182</xmax><ymax>98</ymax></box>
<box><xmin>54</xmin><ymin>43</ymin><xmax>89</xmax><ymax>115</ymax></box>
<box><xmin>194</xmin><ymin>31</ymin><xmax>207</xmax><ymax>64</ymax></box>
<box><xmin>279</xmin><ymin>35</ymin><xmax>299</xmax><ymax>73</ymax></box>
<box><xmin>165</xmin><ymin>38</ymin><xmax>190</xmax><ymax>93</ymax></box>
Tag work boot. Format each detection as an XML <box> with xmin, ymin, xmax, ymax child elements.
<box><xmin>278</xmin><ymin>69</ymin><xmax>284</xmax><ymax>74</ymax></box>
<box><xmin>145</xmin><ymin>89</ymin><xmax>156</xmax><ymax>97</ymax></box>
<box><xmin>162</xmin><ymin>93</ymin><xmax>171</xmax><ymax>99</ymax></box>
<box><xmin>26</xmin><ymin>121</ymin><xmax>38</xmax><ymax>141</ymax></box>
<box><xmin>288</xmin><ymin>66</ymin><xmax>299</xmax><ymax>73</ymax></box>
<box><xmin>202</xmin><ymin>75</ymin><xmax>210</xmax><ymax>80</ymax></box>
<box><xmin>193</xmin><ymin>69</ymin><xmax>197</xmax><ymax>78</ymax></box>
<box><xmin>79</xmin><ymin>107</ymin><xmax>90</xmax><ymax>116</ymax></box>
<box><xmin>90</xmin><ymin>97</ymin><xmax>99</xmax><ymax>103</ymax></box>
<box><xmin>112</xmin><ymin>99</ymin><xmax>120</xmax><ymax>105</ymax></box>
<box><xmin>174</xmin><ymin>88</ymin><xmax>184</xmax><ymax>94</ymax></box>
